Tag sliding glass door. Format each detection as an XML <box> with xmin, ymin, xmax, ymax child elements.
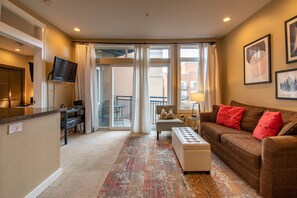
<box><xmin>96</xmin><ymin>44</ymin><xmax>172</xmax><ymax>129</ymax></box>
<box><xmin>97</xmin><ymin>65</ymin><xmax>133</xmax><ymax>129</ymax></box>
<box><xmin>97</xmin><ymin>66</ymin><xmax>111</xmax><ymax>127</ymax></box>
<box><xmin>96</xmin><ymin>45</ymin><xmax>134</xmax><ymax>129</ymax></box>
<box><xmin>113</xmin><ymin>66</ymin><xmax>133</xmax><ymax>127</ymax></box>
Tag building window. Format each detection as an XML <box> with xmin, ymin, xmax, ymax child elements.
<box><xmin>178</xmin><ymin>44</ymin><xmax>199</xmax><ymax>110</ymax></box>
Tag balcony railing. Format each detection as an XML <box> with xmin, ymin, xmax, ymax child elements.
<box><xmin>115</xmin><ymin>95</ymin><xmax>168</xmax><ymax>124</ymax></box>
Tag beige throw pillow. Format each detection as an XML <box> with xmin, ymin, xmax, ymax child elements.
<box><xmin>160</xmin><ymin>108</ymin><xmax>168</xmax><ymax>119</ymax></box>
<box><xmin>167</xmin><ymin>108</ymin><xmax>174</xmax><ymax>119</ymax></box>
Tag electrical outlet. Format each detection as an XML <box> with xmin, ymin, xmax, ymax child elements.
<box><xmin>8</xmin><ymin>123</ymin><xmax>22</xmax><ymax>134</ymax></box>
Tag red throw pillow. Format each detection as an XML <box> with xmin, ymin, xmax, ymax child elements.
<box><xmin>216</xmin><ymin>105</ymin><xmax>245</xmax><ymax>130</ymax></box>
<box><xmin>253</xmin><ymin>111</ymin><xmax>283</xmax><ymax>141</ymax></box>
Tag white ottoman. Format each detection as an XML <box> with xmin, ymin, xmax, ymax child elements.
<box><xmin>172</xmin><ymin>127</ymin><xmax>211</xmax><ymax>172</ymax></box>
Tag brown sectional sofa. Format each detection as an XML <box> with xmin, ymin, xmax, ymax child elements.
<box><xmin>200</xmin><ymin>101</ymin><xmax>297</xmax><ymax>198</ymax></box>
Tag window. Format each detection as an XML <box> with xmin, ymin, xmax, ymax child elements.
<box><xmin>95</xmin><ymin>46</ymin><xmax>134</xmax><ymax>58</ymax></box>
<box><xmin>178</xmin><ymin>44</ymin><xmax>200</xmax><ymax>110</ymax></box>
<box><xmin>149</xmin><ymin>46</ymin><xmax>171</xmax><ymax>103</ymax></box>
<box><xmin>150</xmin><ymin>48</ymin><xmax>169</xmax><ymax>58</ymax></box>
<box><xmin>190</xmin><ymin>81</ymin><xmax>197</xmax><ymax>88</ymax></box>
<box><xmin>149</xmin><ymin>45</ymin><xmax>171</xmax><ymax>122</ymax></box>
<box><xmin>95</xmin><ymin>44</ymin><xmax>172</xmax><ymax>125</ymax></box>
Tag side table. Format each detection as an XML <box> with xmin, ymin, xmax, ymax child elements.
<box><xmin>187</xmin><ymin>116</ymin><xmax>200</xmax><ymax>133</ymax></box>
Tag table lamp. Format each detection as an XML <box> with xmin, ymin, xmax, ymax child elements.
<box><xmin>190</xmin><ymin>92</ymin><xmax>205</xmax><ymax>117</ymax></box>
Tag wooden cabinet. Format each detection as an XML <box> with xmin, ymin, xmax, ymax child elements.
<box><xmin>60</xmin><ymin>107</ymin><xmax>85</xmax><ymax>145</ymax></box>
<box><xmin>0</xmin><ymin>65</ymin><xmax>24</xmax><ymax>107</ymax></box>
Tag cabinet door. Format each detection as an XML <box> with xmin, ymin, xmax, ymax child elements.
<box><xmin>10</xmin><ymin>69</ymin><xmax>23</xmax><ymax>107</ymax></box>
<box><xmin>0</xmin><ymin>68</ymin><xmax>10</xmax><ymax>107</ymax></box>
<box><xmin>0</xmin><ymin>66</ymin><xmax>24</xmax><ymax>107</ymax></box>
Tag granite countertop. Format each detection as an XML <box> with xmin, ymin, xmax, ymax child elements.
<box><xmin>0</xmin><ymin>107</ymin><xmax>60</xmax><ymax>124</ymax></box>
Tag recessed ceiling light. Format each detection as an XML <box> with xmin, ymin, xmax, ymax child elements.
<box><xmin>74</xmin><ymin>27</ymin><xmax>80</xmax><ymax>32</ymax></box>
<box><xmin>223</xmin><ymin>17</ymin><xmax>231</xmax><ymax>22</ymax></box>
<box><xmin>15</xmin><ymin>48</ymin><xmax>20</xmax><ymax>52</ymax></box>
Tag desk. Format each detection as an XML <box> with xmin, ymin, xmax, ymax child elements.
<box><xmin>60</xmin><ymin>107</ymin><xmax>85</xmax><ymax>145</ymax></box>
<box><xmin>187</xmin><ymin>116</ymin><xmax>200</xmax><ymax>133</ymax></box>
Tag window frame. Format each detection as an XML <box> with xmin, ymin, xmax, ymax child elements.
<box><xmin>177</xmin><ymin>44</ymin><xmax>200</xmax><ymax>112</ymax></box>
<box><xmin>149</xmin><ymin>45</ymin><xmax>172</xmax><ymax>104</ymax></box>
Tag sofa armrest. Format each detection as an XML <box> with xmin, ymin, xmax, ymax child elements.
<box><xmin>260</xmin><ymin>135</ymin><xmax>297</xmax><ymax>197</ymax></box>
<box><xmin>200</xmin><ymin>112</ymin><xmax>212</xmax><ymax>122</ymax></box>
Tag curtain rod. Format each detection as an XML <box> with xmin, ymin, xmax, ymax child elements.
<box><xmin>72</xmin><ymin>40</ymin><xmax>217</xmax><ymax>45</ymax></box>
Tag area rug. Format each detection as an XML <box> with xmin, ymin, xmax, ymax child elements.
<box><xmin>98</xmin><ymin>133</ymin><xmax>260</xmax><ymax>198</ymax></box>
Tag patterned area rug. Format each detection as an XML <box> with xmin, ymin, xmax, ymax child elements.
<box><xmin>98</xmin><ymin>133</ymin><xmax>260</xmax><ymax>198</ymax></box>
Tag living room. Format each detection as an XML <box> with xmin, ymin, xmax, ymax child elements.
<box><xmin>0</xmin><ymin>0</ymin><xmax>297</xmax><ymax>197</ymax></box>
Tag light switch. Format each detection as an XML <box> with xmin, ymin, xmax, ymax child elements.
<box><xmin>8</xmin><ymin>123</ymin><xmax>22</xmax><ymax>134</ymax></box>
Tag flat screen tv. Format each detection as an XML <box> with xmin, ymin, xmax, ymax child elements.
<box><xmin>52</xmin><ymin>56</ymin><xmax>78</xmax><ymax>82</ymax></box>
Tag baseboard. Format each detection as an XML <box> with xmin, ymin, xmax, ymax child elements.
<box><xmin>25</xmin><ymin>168</ymin><xmax>63</xmax><ymax>198</ymax></box>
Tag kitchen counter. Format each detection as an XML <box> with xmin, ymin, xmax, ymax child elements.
<box><xmin>0</xmin><ymin>107</ymin><xmax>60</xmax><ymax>124</ymax></box>
<box><xmin>0</xmin><ymin>107</ymin><xmax>61</xmax><ymax>198</ymax></box>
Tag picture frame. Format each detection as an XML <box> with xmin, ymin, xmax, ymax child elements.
<box><xmin>244</xmin><ymin>34</ymin><xmax>271</xmax><ymax>85</ymax></box>
<box><xmin>275</xmin><ymin>68</ymin><xmax>297</xmax><ymax>100</ymax></box>
<box><xmin>285</xmin><ymin>15</ymin><xmax>297</xmax><ymax>64</ymax></box>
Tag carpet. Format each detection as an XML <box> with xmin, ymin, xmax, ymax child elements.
<box><xmin>98</xmin><ymin>133</ymin><xmax>260</xmax><ymax>198</ymax></box>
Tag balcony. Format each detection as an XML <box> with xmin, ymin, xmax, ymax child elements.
<box><xmin>99</xmin><ymin>95</ymin><xmax>168</xmax><ymax>127</ymax></box>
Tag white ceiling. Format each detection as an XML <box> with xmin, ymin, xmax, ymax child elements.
<box><xmin>19</xmin><ymin>0</ymin><xmax>272</xmax><ymax>39</ymax></box>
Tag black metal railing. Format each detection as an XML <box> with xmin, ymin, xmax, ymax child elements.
<box><xmin>115</xmin><ymin>95</ymin><xmax>168</xmax><ymax>124</ymax></box>
<box><xmin>115</xmin><ymin>95</ymin><xmax>133</xmax><ymax>121</ymax></box>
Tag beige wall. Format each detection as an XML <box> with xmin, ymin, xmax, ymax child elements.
<box><xmin>45</xmin><ymin>26</ymin><xmax>75</xmax><ymax>108</ymax></box>
<box><xmin>0</xmin><ymin>112</ymin><xmax>60</xmax><ymax>198</ymax></box>
<box><xmin>0</xmin><ymin>48</ymin><xmax>33</xmax><ymax>104</ymax></box>
<box><xmin>9</xmin><ymin>0</ymin><xmax>75</xmax><ymax>108</ymax></box>
<box><xmin>222</xmin><ymin>0</ymin><xmax>297</xmax><ymax>111</ymax></box>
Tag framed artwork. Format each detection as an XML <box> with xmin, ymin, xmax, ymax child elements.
<box><xmin>275</xmin><ymin>68</ymin><xmax>297</xmax><ymax>100</ymax></box>
<box><xmin>285</xmin><ymin>15</ymin><xmax>297</xmax><ymax>64</ymax></box>
<box><xmin>244</xmin><ymin>34</ymin><xmax>271</xmax><ymax>85</ymax></box>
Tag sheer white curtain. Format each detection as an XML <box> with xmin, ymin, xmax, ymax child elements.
<box><xmin>198</xmin><ymin>43</ymin><xmax>221</xmax><ymax>112</ymax></box>
<box><xmin>131</xmin><ymin>44</ymin><xmax>151</xmax><ymax>133</ymax></box>
<box><xmin>75</xmin><ymin>43</ymin><xmax>99</xmax><ymax>133</ymax></box>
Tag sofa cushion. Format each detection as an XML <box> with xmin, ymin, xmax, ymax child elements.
<box><xmin>209</xmin><ymin>105</ymin><xmax>220</xmax><ymax>122</ymax></box>
<box><xmin>253</xmin><ymin>111</ymin><xmax>283</xmax><ymax>140</ymax></box>
<box><xmin>278</xmin><ymin>118</ymin><xmax>297</xmax><ymax>136</ymax></box>
<box><xmin>221</xmin><ymin>133</ymin><xmax>262</xmax><ymax>169</ymax></box>
<box><xmin>230</xmin><ymin>100</ymin><xmax>265</xmax><ymax>132</ymax></box>
<box><xmin>216</xmin><ymin>105</ymin><xmax>245</xmax><ymax>130</ymax></box>
<box><xmin>201</xmin><ymin>122</ymin><xmax>248</xmax><ymax>142</ymax></box>
<box><xmin>156</xmin><ymin>118</ymin><xmax>184</xmax><ymax>131</ymax></box>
